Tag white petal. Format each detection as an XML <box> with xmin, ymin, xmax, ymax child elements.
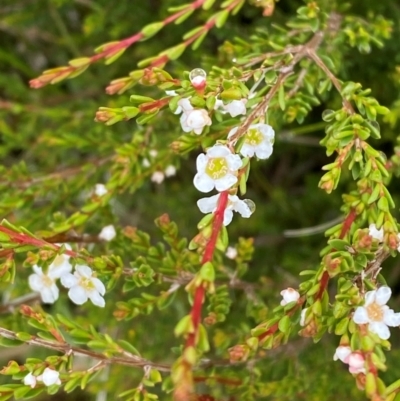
<box><xmin>32</xmin><ymin>265</ymin><xmax>43</xmax><ymax>275</ymax></box>
<box><xmin>49</xmin><ymin>260</ymin><xmax>72</xmax><ymax>279</ymax></box>
<box><xmin>68</xmin><ymin>286</ymin><xmax>88</xmax><ymax>305</ymax></box>
<box><xmin>240</xmin><ymin>144</ymin><xmax>255</xmax><ymax>158</ymax></box>
<box><xmin>88</xmin><ymin>290</ymin><xmax>105</xmax><ymax>307</ymax></box>
<box><xmin>165</xmin><ymin>165</ymin><xmax>176</xmax><ymax>177</ymax></box>
<box><xmin>92</xmin><ymin>278</ymin><xmax>106</xmax><ymax>295</ymax></box>
<box><xmin>94</xmin><ymin>184</ymin><xmax>108</xmax><ymax>197</ymax></box>
<box><xmin>364</xmin><ymin>290</ymin><xmax>376</xmax><ymax>306</ymax></box>
<box><xmin>180</xmin><ymin>113</ymin><xmax>191</xmax><ymax>132</ymax></box>
<box><xmin>41</xmin><ymin>285</ymin><xmax>59</xmax><ymax>304</ymax></box>
<box><xmin>255</xmin><ymin>145</ymin><xmax>273</xmax><ymax>160</ymax></box>
<box><xmin>29</xmin><ymin>274</ymin><xmax>44</xmax><ymax>292</ymax></box>
<box><xmin>233</xmin><ymin>199</ymin><xmax>252</xmax><ymax>218</ymax></box>
<box><xmin>42</xmin><ymin>368</ymin><xmax>60</xmax><ymax>386</ymax></box>
<box><xmin>258</xmin><ymin>123</ymin><xmax>275</xmax><ymax>139</ymax></box>
<box><xmin>60</xmin><ymin>273</ymin><xmax>78</xmax><ymax>289</ymax></box>
<box><xmin>99</xmin><ymin>225</ymin><xmax>117</xmax><ymax>241</ymax></box>
<box><xmin>193</xmin><ymin>173</ymin><xmax>214</xmax><ymax>193</ymax></box>
<box><xmin>300</xmin><ymin>308</ymin><xmax>307</xmax><ymax>326</ymax></box>
<box><xmin>369</xmin><ymin>224</ymin><xmax>384</xmax><ymax>242</ymax></box>
<box><xmin>226</xmin><ymin>154</ymin><xmax>242</xmax><ymax>171</ymax></box>
<box><xmin>151</xmin><ymin>171</ymin><xmax>165</xmax><ymax>184</ymax></box>
<box><xmin>24</xmin><ymin>373</ymin><xmax>37</xmax><ymax>388</ymax></box>
<box><xmin>196</xmin><ymin>153</ymin><xmax>208</xmax><ymax>173</ymax></box>
<box><xmin>227</xmin><ymin>127</ymin><xmax>238</xmax><ymax>138</ymax></box>
<box><xmin>353</xmin><ymin>307</ymin><xmax>370</xmax><ymax>324</ymax></box>
<box><xmin>75</xmin><ymin>265</ymin><xmax>93</xmax><ymax>278</ymax></box>
<box><xmin>369</xmin><ymin>321</ymin><xmax>390</xmax><ymax>340</ymax></box>
<box><xmin>197</xmin><ymin>195</ymin><xmax>219</xmax><ymax>214</ymax></box>
<box><xmin>375</xmin><ymin>286</ymin><xmax>391</xmax><ymax>305</ymax></box>
<box><xmin>225</xmin><ymin>247</ymin><xmax>237</xmax><ymax>259</ymax></box>
<box><xmin>333</xmin><ymin>346</ymin><xmax>351</xmax><ymax>362</ymax></box>
<box><xmin>177</xmin><ymin>98</ymin><xmax>193</xmax><ymax>112</ymax></box>
<box><xmin>225</xmin><ymin>100</ymin><xmax>246</xmax><ymax>117</ymax></box>
<box><xmin>214</xmin><ymin>174</ymin><xmax>237</xmax><ymax>192</ymax></box>
<box><xmin>207</xmin><ymin>145</ymin><xmax>231</xmax><ymax>158</ymax></box>
<box><xmin>223</xmin><ymin>210</ymin><xmax>234</xmax><ymax>226</ymax></box>
<box><xmin>384</xmin><ymin>310</ymin><xmax>400</xmax><ymax>327</ymax></box>
<box><xmin>187</xmin><ymin>110</ymin><xmax>210</xmax><ymax>129</ymax></box>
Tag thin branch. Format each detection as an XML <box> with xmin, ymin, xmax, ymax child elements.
<box><xmin>0</xmin><ymin>327</ymin><xmax>171</xmax><ymax>372</ymax></box>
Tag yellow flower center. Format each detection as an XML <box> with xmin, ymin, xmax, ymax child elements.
<box><xmin>205</xmin><ymin>157</ymin><xmax>228</xmax><ymax>179</ymax></box>
<box><xmin>79</xmin><ymin>277</ymin><xmax>95</xmax><ymax>291</ymax></box>
<box><xmin>52</xmin><ymin>255</ymin><xmax>65</xmax><ymax>268</ymax></box>
<box><xmin>42</xmin><ymin>274</ymin><xmax>54</xmax><ymax>287</ymax></box>
<box><xmin>245</xmin><ymin>128</ymin><xmax>263</xmax><ymax>146</ymax></box>
<box><xmin>366</xmin><ymin>302</ymin><xmax>383</xmax><ymax>321</ymax></box>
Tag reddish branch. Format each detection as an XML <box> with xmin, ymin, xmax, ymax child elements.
<box><xmin>29</xmin><ymin>0</ymin><xmax>208</xmax><ymax>88</ymax></box>
<box><xmin>185</xmin><ymin>191</ymin><xmax>229</xmax><ymax>349</ymax></box>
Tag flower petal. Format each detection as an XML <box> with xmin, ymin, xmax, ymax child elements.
<box><xmin>75</xmin><ymin>265</ymin><xmax>93</xmax><ymax>278</ymax></box>
<box><xmin>240</xmin><ymin>144</ymin><xmax>255</xmax><ymax>158</ymax></box>
<box><xmin>41</xmin><ymin>285</ymin><xmax>59</xmax><ymax>304</ymax></box>
<box><xmin>226</xmin><ymin>154</ymin><xmax>243</xmax><ymax>171</ymax></box>
<box><xmin>194</xmin><ymin>173</ymin><xmax>215</xmax><ymax>193</ymax></box>
<box><xmin>215</xmin><ymin>174</ymin><xmax>237</xmax><ymax>192</ymax></box>
<box><xmin>197</xmin><ymin>195</ymin><xmax>219</xmax><ymax>214</ymax></box>
<box><xmin>29</xmin><ymin>274</ymin><xmax>44</xmax><ymax>292</ymax></box>
<box><xmin>375</xmin><ymin>286</ymin><xmax>391</xmax><ymax>305</ymax></box>
<box><xmin>364</xmin><ymin>290</ymin><xmax>376</xmax><ymax>306</ymax></box>
<box><xmin>207</xmin><ymin>145</ymin><xmax>230</xmax><ymax>158</ymax></box>
<box><xmin>60</xmin><ymin>273</ymin><xmax>78</xmax><ymax>289</ymax></box>
<box><xmin>68</xmin><ymin>286</ymin><xmax>88</xmax><ymax>305</ymax></box>
<box><xmin>196</xmin><ymin>154</ymin><xmax>208</xmax><ymax>173</ymax></box>
<box><xmin>227</xmin><ymin>127</ymin><xmax>238</xmax><ymax>138</ymax></box>
<box><xmin>353</xmin><ymin>306</ymin><xmax>369</xmax><ymax>324</ymax></box>
<box><xmin>223</xmin><ymin>210</ymin><xmax>234</xmax><ymax>226</ymax></box>
<box><xmin>384</xmin><ymin>309</ymin><xmax>400</xmax><ymax>327</ymax></box>
<box><xmin>255</xmin><ymin>145</ymin><xmax>273</xmax><ymax>160</ymax></box>
<box><xmin>369</xmin><ymin>321</ymin><xmax>390</xmax><ymax>340</ymax></box>
<box><xmin>42</xmin><ymin>368</ymin><xmax>60</xmax><ymax>386</ymax></box>
<box><xmin>88</xmin><ymin>290</ymin><xmax>105</xmax><ymax>307</ymax></box>
<box><xmin>92</xmin><ymin>278</ymin><xmax>106</xmax><ymax>295</ymax></box>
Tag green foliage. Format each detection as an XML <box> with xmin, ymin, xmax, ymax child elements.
<box><xmin>1</xmin><ymin>0</ymin><xmax>400</xmax><ymax>401</ymax></box>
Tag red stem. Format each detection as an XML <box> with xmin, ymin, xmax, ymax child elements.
<box><xmin>30</xmin><ymin>0</ymin><xmax>208</xmax><ymax>87</ymax></box>
<box><xmin>185</xmin><ymin>191</ymin><xmax>229</xmax><ymax>349</ymax></box>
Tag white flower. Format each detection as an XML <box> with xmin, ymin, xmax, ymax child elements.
<box><xmin>142</xmin><ymin>158</ymin><xmax>151</xmax><ymax>168</ymax></box>
<box><xmin>215</xmin><ymin>99</ymin><xmax>247</xmax><ymax>117</ymax></box>
<box><xmin>224</xmin><ymin>100</ymin><xmax>247</xmax><ymax>117</ymax></box>
<box><xmin>28</xmin><ymin>246</ymin><xmax>72</xmax><ymax>304</ymax></box>
<box><xmin>174</xmin><ymin>98</ymin><xmax>211</xmax><ymax>135</ymax></box>
<box><xmin>94</xmin><ymin>184</ymin><xmax>108</xmax><ymax>197</ymax></box>
<box><xmin>369</xmin><ymin>223</ymin><xmax>384</xmax><ymax>242</ymax></box>
<box><xmin>333</xmin><ymin>345</ymin><xmax>351</xmax><ymax>363</ymax></box>
<box><xmin>99</xmin><ymin>225</ymin><xmax>116</xmax><ymax>241</ymax></box>
<box><xmin>197</xmin><ymin>193</ymin><xmax>253</xmax><ymax>226</ymax></box>
<box><xmin>24</xmin><ymin>372</ymin><xmax>37</xmax><ymax>388</ymax></box>
<box><xmin>61</xmin><ymin>265</ymin><xmax>106</xmax><ymax>307</ymax></box>
<box><xmin>193</xmin><ymin>145</ymin><xmax>242</xmax><ymax>193</ymax></box>
<box><xmin>352</xmin><ymin>286</ymin><xmax>400</xmax><ymax>340</ymax></box>
<box><xmin>348</xmin><ymin>352</ymin><xmax>366</xmax><ymax>374</ymax></box>
<box><xmin>149</xmin><ymin>149</ymin><xmax>158</xmax><ymax>158</ymax></box>
<box><xmin>226</xmin><ymin>246</ymin><xmax>238</xmax><ymax>260</ymax></box>
<box><xmin>228</xmin><ymin>123</ymin><xmax>275</xmax><ymax>159</ymax></box>
<box><xmin>300</xmin><ymin>308</ymin><xmax>308</xmax><ymax>326</ymax></box>
<box><xmin>280</xmin><ymin>288</ymin><xmax>300</xmax><ymax>306</ymax></box>
<box><xmin>38</xmin><ymin>368</ymin><xmax>61</xmax><ymax>386</ymax></box>
<box><xmin>174</xmin><ymin>98</ymin><xmax>192</xmax><ymax>115</ymax></box>
<box><xmin>151</xmin><ymin>171</ymin><xmax>165</xmax><ymax>184</ymax></box>
<box><xmin>165</xmin><ymin>165</ymin><xmax>176</xmax><ymax>177</ymax></box>
<box><xmin>166</xmin><ymin>90</ymin><xmax>177</xmax><ymax>96</ymax></box>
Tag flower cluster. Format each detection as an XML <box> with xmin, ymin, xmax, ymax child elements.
<box><xmin>28</xmin><ymin>247</ymin><xmax>106</xmax><ymax>308</ymax></box>
<box><xmin>333</xmin><ymin>346</ymin><xmax>366</xmax><ymax>374</ymax></box>
<box><xmin>24</xmin><ymin>368</ymin><xmax>61</xmax><ymax>388</ymax></box>
<box><xmin>169</xmin><ymin>68</ymin><xmax>278</xmax><ymax>229</ymax></box>
<box><xmin>352</xmin><ymin>286</ymin><xmax>400</xmax><ymax>340</ymax></box>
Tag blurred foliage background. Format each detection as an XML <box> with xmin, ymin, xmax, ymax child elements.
<box><xmin>1</xmin><ymin>0</ymin><xmax>400</xmax><ymax>400</ymax></box>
